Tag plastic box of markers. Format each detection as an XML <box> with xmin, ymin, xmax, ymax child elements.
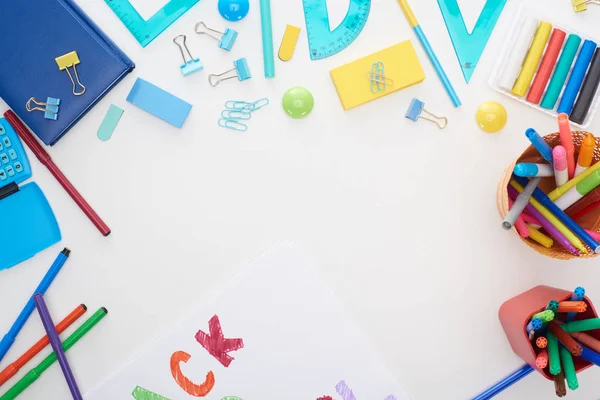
<box><xmin>489</xmin><ymin>6</ymin><xmax>600</xmax><ymax>129</ymax></box>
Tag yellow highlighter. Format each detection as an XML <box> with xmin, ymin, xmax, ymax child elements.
<box><xmin>527</xmin><ymin>225</ymin><xmax>554</xmax><ymax>248</ymax></box>
<box><xmin>512</xmin><ymin>22</ymin><xmax>552</xmax><ymax>97</ymax></box>
<box><xmin>511</xmin><ymin>180</ymin><xmax>588</xmax><ymax>254</ymax></box>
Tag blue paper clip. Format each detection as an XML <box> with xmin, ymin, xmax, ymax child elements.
<box><xmin>369</xmin><ymin>62</ymin><xmax>392</xmax><ymax>93</ymax></box>
<box><xmin>173</xmin><ymin>35</ymin><xmax>203</xmax><ymax>76</ymax></box>
<box><xmin>224</xmin><ymin>98</ymin><xmax>269</xmax><ymax>111</ymax></box>
<box><xmin>221</xmin><ymin>109</ymin><xmax>251</xmax><ymax>120</ymax></box>
<box><xmin>195</xmin><ymin>21</ymin><xmax>238</xmax><ymax>51</ymax></box>
<box><xmin>209</xmin><ymin>58</ymin><xmax>251</xmax><ymax>87</ymax></box>
<box><xmin>26</xmin><ymin>97</ymin><xmax>60</xmax><ymax>120</ymax></box>
<box><xmin>405</xmin><ymin>98</ymin><xmax>448</xmax><ymax>129</ymax></box>
<box><xmin>218</xmin><ymin>118</ymin><xmax>248</xmax><ymax>131</ymax></box>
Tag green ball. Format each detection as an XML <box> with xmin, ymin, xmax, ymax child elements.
<box><xmin>282</xmin><ymin>87</ymin><xmax>314</xmax><ymax>119</ymax></box>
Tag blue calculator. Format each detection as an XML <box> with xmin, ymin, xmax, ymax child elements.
<box><xmin>0</xmin><ymin>117</ymin><xmax>60</xmax><ymax>271</ymax></box>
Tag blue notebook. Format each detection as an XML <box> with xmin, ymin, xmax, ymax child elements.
<box><xmin>0</xmin><ymin>0</ymin><xmax>135</xmax><ymax>146</ymax></box>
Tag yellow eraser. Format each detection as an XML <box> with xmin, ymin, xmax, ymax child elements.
<box><xmin>329</xmin><ymin>41</ymin><xmax>425</xmax><ymax>111</ymax></box>
<box><xmin>55</xmin><ymin>51</ymin><xmax>80</xmax><ymax>70</ymax></box>
<box><xmin>278</xmin><ymin>25</ymin><xmax>301</xmax><ymax>62</ymax></box>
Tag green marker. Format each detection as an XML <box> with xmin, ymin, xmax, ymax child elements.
<box><xmin>562</xmin><ymin>318</ymin><xmax>600</xmax><ymax>333</ymax></box>
<box><xmin>532</xmin><ymin>309</ymin><xmax>554</xmax><ymax>323</ymax></box>
<box><xmin>560</xmin><ymin>347</ymin><xmax>579</xmax><ymax>390</ymax></box>
<box><xmin>548</xmin><ymin>332</ymin><xmax>561</xmax><ymax>376</ymax></box>
<box><xmin>0</xmin><ymin>307</ymin><xmax>108</xmax><ymax>400</ymax></box>
<box><xmin>132</xmin><ymin>386</ymin><xmax>172</xmax><ymax>400</ymax></box>
<box><xmin>555</xmin><ymin>170</ymin><xmax>600</xmax><ymax>211</ymax></box>
<box><xmin>541</xmin><ymin>34</ymin><xmax>582</xmax><ymax>110</ymax></box>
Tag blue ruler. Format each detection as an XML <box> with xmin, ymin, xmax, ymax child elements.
<box><xmin>437</xmin><ymin>0</ymin><xmax>507</xmax><ymax>83</ymax></box>
<box><xmin>302</xmin><ymin>0</ymin><xmax>371</xmax><ymax>60</ymax></box>
<box><xmin>104</xmin><ymin>0</ymin><xmax>200</xmax><ymax>47</ymax></box>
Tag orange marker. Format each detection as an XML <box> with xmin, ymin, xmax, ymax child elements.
<box><xmin>536</xmin><ymin>349</ymin><xmax>549</xmax><ymax>369</ymax></box>
<box><xmin>548</xmin><ymin>322</ymin><xmax>583</xmax><ymax>356</ymax></box>
<box><xmin>575</xmin><ymin>134</ymin><xmax>595</xmax><ymax>176</ymax></box>
<box><xmin>0</xmin><ymin>304</ymin><xmax>86</xmax><ymax>386</ymax></box>
<box><xmin>558</xmin><ymin>113</ymin><xmax>576</xmax><ymax>179</ymax></box>
<box><xmin>557</xmin><ymin>301</ymin><xmax>587</xmax><ymax>313</ymax></box>
<box><xmin>570</xmin><ymin>331</ymin><xmax>600</xmax><ymax>353</ymax></box>
<box><xmin>536</xmin><ymin>336</ymin><xmax>548</xmax><ymax>349</ymax></box>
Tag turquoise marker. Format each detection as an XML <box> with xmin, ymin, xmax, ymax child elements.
<box><xmin>566</xmin><ymin>287</ymin><xmax>585</xmax><ymax>322</ymax></box>
<box><xmin>541</xmin><ymin>34</ymin><xmax>582</xmax><ymax>110</ymax></box>
<box><xmin>259</xmin><ymin>0</ymin><xmax>275</xmax><ymax>78</ymax></box>
<box><xmin>525</xmin><ymin>128</ymin><xmax>554</xmax><ymax>165</ymax></box>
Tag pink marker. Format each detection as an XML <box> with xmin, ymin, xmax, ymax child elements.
<box><xmin>558</xmin><ymin>114</ymin><xmax>576</xmax><ymax>179</ymax></box>
<box><xmin>553</xmin><ymin>145</ymin><xmax>569</xmax><ymax>187</ymax></box>
<box><xmin>586</xmin><ymin>230</ymin><xmax>600</xmax><ymax>241</ymax></box>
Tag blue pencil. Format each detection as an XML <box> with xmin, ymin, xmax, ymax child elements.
<box><xmin>566</xmin><ymin>287</ymin><xmax>586</xmax><ymax>322</ymax></box>
<box><xmin>0</xmin><ymin>248</ymin><xmax>70</xmax><ymax>362</ymax></box>
<box><xmin>471</xmin><ymin>364</ymin><xmax>534</xmax><ymax>400</ymax></box>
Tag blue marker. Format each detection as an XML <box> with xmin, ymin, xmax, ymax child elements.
<box><xmin>514</xmin><ymin>176</ymin><xmax>600</xmax><ymax>253</ymax></box>
<box><xmin>525</xmin><ymin>128</ymin><xmax>554</xmax><ymax>165</ymax></box>
<box><xmin>526</xmin><ymin>318</ymin><xmax>542</xmax><ymax>335</ymax></box>
<box><xmin>566</xmin><ymin>287</ymin><xmax>586</xmax><ymax>322</ymax></box>
<box><xmin>558</xmin><ymin>40</ymin><xmax>597</xmax><ymax>115</ymax></box>
<box><xmin>0</xmin><ymin>248</ymin><xmax>70</xmax><ymax>362</ymax></box>
<box><xmin>514</xmin><ymin>163</ymin><xmax>554</xmax><ymax>178</ymax></box>
<box><xmin>471</xmin><ymin>364</ymin><xmax>534</xmax><ymax>400</ymax></box>
<box><xmin>575</xmin><ymin>342</ymin><xmax>600</xmax><ymax>367</ymax></box>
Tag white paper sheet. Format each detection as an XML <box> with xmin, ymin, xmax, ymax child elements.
<box><xmin>87</xmin><ymin>244</ymin><xmax>410</xmax><ymax>400</ymax></box>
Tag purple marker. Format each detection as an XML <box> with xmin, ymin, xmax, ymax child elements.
<box><xmin>34</xmin><ymin>294</ymin><xmax>83</xmax><ymax>400</ymax></box>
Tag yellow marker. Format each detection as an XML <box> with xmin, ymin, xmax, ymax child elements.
<box><xmin>55</xmin><ymin>51</ymin><xmax>86</xmax><ymax>96</ymax></box>
<box><xmin>397</xmin><ymin>0</ymin><xmax>418</xmax><ymax>27</ymax></box>
<box><xmin>527</xmin><ymin>225</ymin><xmax>554</xmax><ymax>248</ymax></box>
<box><xmin>512</xmin><ymin>22</ymin><xmax>552</xmax><ymax>97</ymax></box>
<box><xmin>548</xmin><ymin>160</ymin><xmax>600</xmax><ymax>201</ymax></box>
<box><xmin>278</xmin><ymin>25</ymin><xmax>301</xmax><ymax>61</ymax></box>
<box><xmin>330</xmin><ymin>41</ymin><xmax>425</xmax><ymax>110</ymax></box>
<box><xmin>511</xmin><ymin>180</ymin><xmax>588</xmax><ymax>254</ymax></box>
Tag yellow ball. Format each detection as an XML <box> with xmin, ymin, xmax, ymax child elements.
<box><xmin>476</xmin><ymin>101</ymin><xmax>507</xmax><ymax>133</ymax></box>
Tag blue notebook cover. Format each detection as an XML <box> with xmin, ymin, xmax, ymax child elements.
<box><xmin>0</xmin><ymin>0</ymin><xmax>135</xmax><ymax>146</ymax></box>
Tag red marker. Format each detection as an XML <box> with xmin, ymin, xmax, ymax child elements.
<box><xmin>558</xmin><ymin>113</ymin><xmax>576</xmax><ymax>179</ymax></box>
<box><xmin>527</xmin><ymin>29</ymin><xmax>567</xmax><ymax>104</ymax></box>
<box><xmin>536</xmin><ymin>349</ymin><xmax>549</xmax><ymax>369</ymax></box>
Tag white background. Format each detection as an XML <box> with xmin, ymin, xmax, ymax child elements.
<box><xmin>1</xmin><ymin>0</ymin><xmax>600</xmax><ymax>399</ymax></box>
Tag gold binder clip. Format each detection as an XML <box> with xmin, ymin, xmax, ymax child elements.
<box><xmin>55</xmin><ymin>51</ymin><xmax>86</xmax><ymax>96</ymax></box>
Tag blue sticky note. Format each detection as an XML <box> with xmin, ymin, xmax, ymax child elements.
<box><xmin>126</xmin><ymin>78</ymin><xmax>192</xmax><ymax>128</ymax></box>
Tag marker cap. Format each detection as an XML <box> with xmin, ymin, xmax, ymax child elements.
<box><xmin>578</xmin><ymin>135</ymin><xmax>595</xmax><ymax>168</ymax></box>
<box><xmin>553</xmin><ymin>146</ymin><xmax>568</xmax><ymax>170</ymax></box>
<box><xmin>514</xmin><ymin>163</ymin><xmax>539</xmax><ymax>177</ymax></box>
<box><xmin>577</xmin><ymin>170</ymin><xmax>600</xmax><ymax>195</ymax></box>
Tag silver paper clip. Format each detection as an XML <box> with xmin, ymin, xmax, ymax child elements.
<box><xmin>26</xmin><ymin>97</ymin><xmax>60</xmax><ymax>120</ymax></box>
<box><xmin>173</xmin><ymin>35</ymin><xmax>203</xmax><ymax>76</ymax></box>
<box><xmin>368</xmin><ymin>62</ymin><xmax>393</xmax><ymax>93</ymax></box>
<box><xmin>405</xmin><ymin>98</ymin><xmax>448</xmax><ymax>129</ymax></box>
<box><xmin>195</xmin><ymin>21</ymin><xmax>238</xmax><ymax>51</ymax></box>
<box><xmin>209</xmin><ymin>58</ymin><xmax>251</xmax><ymax>87</ymax></box>
<box><xmin>55</xmin><ymin>51</ymin><xmax>86</xmax><ymax>96</ymax></box>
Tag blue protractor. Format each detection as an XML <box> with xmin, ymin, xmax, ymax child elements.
<box><xmin>302</xmin><ymin>0</ymin><xmax>371</xmax><ymax>60</ymax></box>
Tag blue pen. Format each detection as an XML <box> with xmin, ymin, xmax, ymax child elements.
<box><xmin>566</xmin><ymin>287</ymin><xmax>586</xmax><ymax>322</ymax></box>
<box><xmin>525</xmin><ymin>128</ymin><xmax>554</xmax><ymax>165</ymax></box>
<box><xmin>0</xmin><ymin>248</ymin><xmax>70</xmax><ymax>362</ymax></box>
<box><xmin>471</xmin><ymin>364</ymin><xmax>534</xmax><ymax>400</ymax></box>
<box><xmin>526</xmin><ymin>318</ymin><xmax>542</xmax><ymax>335</ymax></box>
<box><xmin>558</xmin><ymin>40</ymin><xmax>597</xmax><ymax>115</ymax></box>
<box><xmin>514</xmin><ymin>176</ymin><xmax>600</xmax><ymax>253</ymax></box>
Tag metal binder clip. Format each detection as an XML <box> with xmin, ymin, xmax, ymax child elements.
<box><xmin>55</xmin><ymin>51</ymin><xmax>86</xmax><ymax>96</ymax></box>
<box><xmin>573</xmin><ymin>0</ymin><xmax>600</xmax><ymax>11</ymax></box>
<box><xmin>195</xmin><ymin>21</ymin><xmax>238</xmax><ymax>51</ymax></box>
<box><xmin>405</xmin><ymin>98</ymin><xmax>448</xmax><ymax>129</ymax></box>
<box><xmin>173</xmin><ymin>35</ymin><xmax>203</xmax><ymax>76</ymax></box>
<box><xmin>209</xmin><ymin>58</ymin><xmax>252</xmax><ymax>87</ymax></box>
<box><xmin>26</xmin><ymin>97</ymin><xmax>60</xmax><ymax>120</ymax></box>
<box><xmin>368</xmin><ymin>62</ymin><xmax>393</xmax><ymax>93</ymax></box>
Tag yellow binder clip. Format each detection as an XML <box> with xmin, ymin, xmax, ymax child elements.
<box><xmin>55</xmin><ymin>51</ymin><xmax>86</xmax><ymax>96</ymax></box>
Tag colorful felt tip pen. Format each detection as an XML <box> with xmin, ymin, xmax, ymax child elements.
<box><xmin>536</xmin><ymin>336</ymin><xmax>548</xmax><ymax>349</ymax></box>
<box><xmin>503</xmin><ymin>177</ymin><xmax>541</xmax><ymax>230</ymax></box>
<box><xmin>546</xmin><ymin>300</ymin><xmax>559</xmax><ymax>312</ymax></box>
<box><xmin>525</xmin><ymin>128</ymin><xmax>553</xmax><ymax>164</ymax></box>
<box><xmin>470</xmin><ymin>364</ymin><xmax>534</xmax><ymax>400</ymax></box>
<box><xmin>566</xmin><ymin>287</ymin><xmax>586</xmax><ymax>322</ymax></box>
<box><xmin>569</xmin><ymin>331</ymin><xmax>600</xmax><ymax>353</ymax></box>
<box><xmin>562</xmin><ymin>317</ymin><xmax>600</xmax><ymax>332</ymax></box>
<box><xmin>553</xmin><ymin>146</ymin><xmax>569</xmax><ymax>187</ymax></box>
<box><xmin>558</xmin><ymin>114</ymin><xmax>576</xmax><ymax>179</ymax></box>
<box><xmin>548</xmin><ymin>322</ymin><xmax>583</xmax><ymax>356</ymax></box>
<box><xmin>0</xmin><ymin>248</ymin><xmax>70</xmax><ymax>363</ymax></box>
<box><xmin>526</xmin><ymin>318</ymin><xmax>543</xmax><ymax>334</ymax></box>
<box><xmin>547</xmin><ymin>331</ymin><xmax>561</xmax><ymax>375</ymax></box>
<box><xmin>508</xmin><ymin>197</ymin><xmax>529</xmax><ymax>238</ymax></box>
<box><xmin>554</xmin><ymin>170</ymin><xmax>600</xmax><ymax>210</ymax></box>
<box><xmin>536</xmin><ymin>349</ymin><xmax>549</xmax><ymax>369</ymax></box>
<box><xmin>558</xmin><ymin>40</ymin><xmax>597</xmax><ymax>116</ymax></box>
<box><xmin>554</xmin><ymin>370</ymin><xmax>567</xmax><ymax>397</ymax></box>
<box><xmin>514</xmin><ymin>163</ymin><xmax>554</xmax><ymax>177</ymax></box>
<box><xmin>532</xmin><ymin>309</ymin><xmax>554</xmax><ymax>323</ymax></box>
<box><xmin>527</xmin><ymin>225</ymin><xmax>553</xmax><ymax>248</ymax></box>
<box><xmin>557</xmin><ymin>301</ymin><xmax>587</xmax><ymax>313</ymax></box>
<box><xmin>576</xmin><ymin>135</ymin><xmax>596</xmax><ymax>176</ymax></box>
<box><xmin>559</xmin><ymin>346</ymin><xmax>579</xmax><ymax>390</ymax></box>
<box><xmin>576</xmin><ymin>342</ymin><xmax>600</xmax><ymax>367</ymax></box>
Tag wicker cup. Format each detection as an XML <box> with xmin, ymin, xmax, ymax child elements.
<box><xmin>497</xmin><ymin>131</ymin><xmax>600</xmax><ymax>260</ymax></box>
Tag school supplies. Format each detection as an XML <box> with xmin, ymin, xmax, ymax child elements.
<box><xmin>330</xmin><ymin>42</ymin><xmax>424</xmax><ymax>111</ymax></box>
<box><xmin>282</xmin><ymin>87</ymin><xmax>314</xmax><ymax>119</ymax></box>
<box><xmin>405</xmin><ymin>99</ymin><xmax>448</xmax><ymax>129</ymax></box>
<box><xmin>259</xmin><ymin>0</ymin><xmax>275</xmax><ymax>78</ymax></box>
<box><xmin>34</xmin><ymin>294</ymin><xmax>82</xmax><ymax>400</ymax></box>
<box><xmin>0</xmin><ymin>304</ymin><xmax>87</xmax><ymax>386</ymax></box>
<box><xmin>556</xmin><ymin>115</ymin><xmax>576</xmax><ymax>179</ymax></box>
<box><xmin>0</xmin><ymin>249</ymin><xmax>69</xmax><ymax>363</ymax></box>
<box><xmin>527</xmin><ymin>29</ymin><xmax>566</xmax><ymax>104</ymax></box>
<box><xmin>0</xmin><ymin>307</ymin><xmax>108</xmax><ymax>400</ymax></box>
<box><xmin>436</xmin><ymin>0</ymin><xmax>507</xmax><ymax>83</ymax></box>
<box><xmin>571</xmin><ymin>48</ymin><xmax>600</xmax><ymax>124</ymax></box>
<box><xmin>526</xmin><ymin>128</ymin><xmax>554</xmax><ymax>164</ymax></box>
<box><xmin>528</xmin><ymin>225</ymin><xmax>553</xmax><ymax>247</ymax></box>
<box><xmin>575</xmin><ymin>135</ymin><xmax>595</xmax><ymax>176</ymax></box>
<box><xmin>195</xmin><ymin>22</ymin><xmax>238</xmax><ymax>51</ymax></box>
<box><xmin>536</xmin><ymin>349</ymin><xmax>548</xmax><ymax>368</ymax></box>
<box><xmin>471</xmin><ymin>364</ymin><xmax>534</xmax><ymax>400</ymax></box>
<box><xmin>553</xmin><ymin>146</ymin><xmax>569</xmax><ymax>187</ymax></box>
<box><xmin>302</xmin><ymin>0</ymin><xmax>370</xmax><ymax>60</ymax></box>
<box><xmin>5</xmin><ymin>110</ymin><xmax>111</xmax><ymax>236</ymax></box>
<box><xmin>554</xmin><ymin>170</ymin><xmax>600</xmax><ymax>210</ymax></box>
<box><xmin>508</xmin><ymin>198</ymin><xmax>529</xmax><ymax>238</ymax></box>
<box><xmin>558</xmin><ymin>40</ymin><xmax>597</xmax><ymax>115</ymax></box>
<box><xmin>503</xmin><ymin>177</ymin><xmax>541</xmax><ymax>230</ymax></box>
<box><xmin>26</xmin><ymin>98</ymin><xmax>60</xmax><ymax>121</ymax></box>
<box><xmin>55</xmin><ymin>51</ymin><xmax>86</xmax><ymax>96</ymax></box>
<box><xmin>498</xmin><ymin>18</ymin><xmax>539</xmax><ymax>91</ymax></box>
<box><xmin>512</xmin><ymin>22</ymin><xmax>552</xmax><ymax>97</ymax></box>
<box><xmin>173</xmin><ymin>35</ymin><xmax>203</xmax><ymax>76</ymax></box>
<box><xmin>218</xmin><ymin>99</ymin><xmax>269</xmax><ymax>132</ymax></box>
<box><xmin>369</xmin><ymin>62</ymin><xmax>393</xmax><ymax>93</ymax></box>
<box><xmin>574</xmin><ymin>0</ymin><xmax>600</xmax><ymax>12</ymax></box>
<box><xmin>126</xmin><ymin>79</ymin><xmax>192</xmax><ymax>128</ymax></box>
<box><xmin>279</xmin><ymin>25</ymin><xmax>301</xmax><ymax>61</ymax></box>
<box><xmin>514</xmin><ymin>163</ymin><xmax>554</xmax><ymax>177</ymax></box>
<box><xmin>541</xmin><ymin>34</ymin><xmax>583</xmax><ymax>109</ymax></box>
<box><xmin>218</xmin><ymin>0</ymin><xmax>249</xmax><ymax>21</ymax></box>
<box><xmin>0</xmin><ymin>0</ymin><xmax>134</xmax><ymax>145</ymax></box>
<box><xmin>476</xmin><ymin>101</ymin><xmax>507</xmax><ymax>133</ymax></box>
<box><xmin>566</xmin><ymin>287</ymin><xmax>587</xmax><ymax>322</ymax></box>
<box><xmin>397</xmin><ymin>0</ymin><xmax>461</xmax><ymax>107</ymax></box>
<box><xmin>97</xmin><ymin>105</ymin><xmax>124</xmax><ymax>142</ymax></box>
<box><xmin>209</xmin><ymin>59</ymin><xmax>252</xmax><ymax>87</ymax></box>
<box><xmin>105</xmin><ymin>0</ymin><xmax>199</xmax><ymax>47</ymax></box>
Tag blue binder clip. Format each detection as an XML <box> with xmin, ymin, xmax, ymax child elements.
<box><xmin>173</xmin><ymin>35</ymin><xmax>203</xmax><ymax>76</ymax></box>
<box><xmin>195</xmin><ymin>21</ymin><xmax>238</xmax><ymax>51</ymax></box>
<box><xmin>26</xmin><ymin>97</ymin><xmax>60</xmax><ymax>120</ymax></box>
<box><xmin>209</xmin><ymin>58</ymin><xmax>251</xmax><ymax>87</ymax></box>
<box><xmin>405</xmin><ymin>98</ymin><xmax>448</xmax><ymax>129</ymax></box>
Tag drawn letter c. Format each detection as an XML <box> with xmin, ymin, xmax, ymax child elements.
<box><xmin>170</xmin><ymin>351</ymin><xmax>215</xmax><ymax>397</ymax></box>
